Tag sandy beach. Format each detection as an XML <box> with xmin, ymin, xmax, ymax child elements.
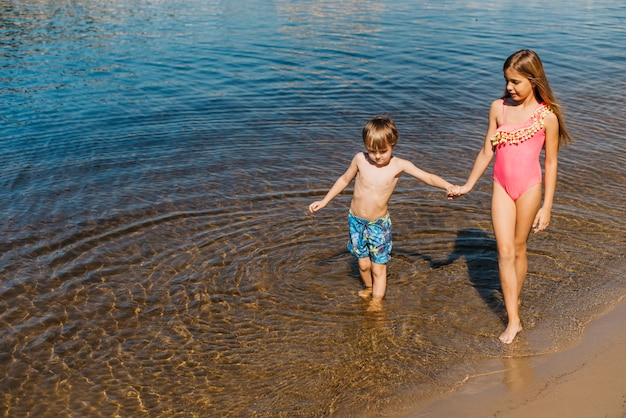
<box><xmin>410</xmin><ymin>297</ymin><xmax>626</xmax><ymax>418</ymax></box>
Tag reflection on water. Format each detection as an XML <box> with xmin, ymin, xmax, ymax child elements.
<box><xmin>1</xmin><ymin>0</ymin><xmax>625</xmax><ymax>416</ymax></box>
<box><xmin>502</xmin><ymin>356</ymin><xmax>535</xmax><ymax>392</ymax></box>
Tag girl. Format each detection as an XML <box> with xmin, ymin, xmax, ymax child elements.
<box><xmin>450</xmin><ymin>50</ymin><xmax>572</xmax><ymax>344</ymax></box>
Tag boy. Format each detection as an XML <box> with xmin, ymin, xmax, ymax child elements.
<box><xmin>309</xmin><ymin>116</ymin><xmax>453</xmax><ymax>310</ymax></box>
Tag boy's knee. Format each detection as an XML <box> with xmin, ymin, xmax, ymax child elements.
<box><xmin>358</xmin><ymin>257</ymin><xmax>372</xmax><ymax>271</ymax></box>
<box><xmin>371</xmin><ymin>263</ymin><xmax>387</xmax><ymax>278</ymax></box>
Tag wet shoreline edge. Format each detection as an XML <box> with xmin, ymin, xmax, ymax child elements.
<box><xmin>406</xmin><ymin>293</ymin><xmax>626</xmax><ymax>417</ymax></box>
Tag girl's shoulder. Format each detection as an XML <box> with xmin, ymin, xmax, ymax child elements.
<box><xmin>489</xmin><ymin>98</ymin><xmax>505</xmax><ymax>113</ymax></box>
<box><xmin>488</xmin><ymin>98</ymin><xmax>504</xmax><ymax>122</ymax></box>
<box><xmin>542</xmin><ymin>107</ymin><xmax>559</xmax><ymax>128</ymax></box>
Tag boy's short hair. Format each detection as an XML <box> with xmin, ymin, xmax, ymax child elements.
<box><xmin>362</xmin><ymin>116</ymin><xmax>398</xmax><ymax>150</ymax></box>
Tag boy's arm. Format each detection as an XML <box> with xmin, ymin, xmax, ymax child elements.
<box><xmin>309</xmin><ymin>154</ymin><xmax>359</xmax><ymax>213</ymax></box>
<box><xmin>400</xmin><ymin>159</ymin><xmax>453</xmax><ymax>191</ymax></box>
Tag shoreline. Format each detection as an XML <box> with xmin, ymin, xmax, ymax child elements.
<box><xmin>406</xmin><ymin>296</ymin><xmax>626</xmax><ymax>417</ymax></box>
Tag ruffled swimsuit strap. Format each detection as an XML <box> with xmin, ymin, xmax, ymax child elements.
<box><xmin>490</xmin><ymin>103</ymin><xmax>553</xmax><ymax>147</ymax></box>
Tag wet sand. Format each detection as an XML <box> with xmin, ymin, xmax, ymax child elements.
<box><xmin>410</xmin><ymin>297</ymin><xmax>626</xmax><ymax>417</ymax></box>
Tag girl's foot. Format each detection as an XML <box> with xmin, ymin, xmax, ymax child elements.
<box><xmin>499</xmin><ymin>321</ymin><xmax>523</xmax><ymax>344</ymax></box>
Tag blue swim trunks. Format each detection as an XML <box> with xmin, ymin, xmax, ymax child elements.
<box><xmin>347</xmin><ymin>211</ymin><xmax>392</xmax><ymax>264</ymax></box>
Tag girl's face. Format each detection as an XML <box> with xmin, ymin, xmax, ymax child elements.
<box><xmin>366</xmin><ymin>146</ymin><xmax>393</xmax><ymax>167</ymax></box>
<box><xmin>504</xmin><ymin>68</ymin><xmax>534</xmax><ymax>102</ymax></box>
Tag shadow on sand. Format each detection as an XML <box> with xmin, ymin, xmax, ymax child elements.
<box><xmin>324</xmin><ymin>229</ymin><xmax>503</xmax><ymax>318</ymax></box>
<box><xmin>433</xmin><ymin>228</ymin><xmax>504</xmax><ymax>317</ymax></box>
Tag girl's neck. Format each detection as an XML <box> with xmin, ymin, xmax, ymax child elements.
<box><xmin>507</xmin><ymin>95</ymin><xmax>539</xmax><ymax>109</ymax></box>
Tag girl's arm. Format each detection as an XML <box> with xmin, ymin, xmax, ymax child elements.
<box><xmin>456</xmin><ymin>100</ymin><xmax>500</xmax><ymax>195</ymax></box>
<box><xmin>532</xmin><ymin>112</ymin><xmax>559</xmax><ymax>232</ymax></box>
<box><xmin>309</xmin><ymin>154</ymin><xmax>359</xmax><ymax>213</ymax></box>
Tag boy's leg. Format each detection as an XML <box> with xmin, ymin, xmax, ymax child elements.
<box><xmin>357</xmin><ymin>257</ymin><xmax>373</xmax><ymax>298</ymax></box>
<box><xmin>371</xmin><ymin>262</ymin><xmax>387</xmax><ymax>300</ymax></box>
<box><xmin>366</xmin><ymin>262</ymin><xmax>387</xmax><ymax>312</ymax></box>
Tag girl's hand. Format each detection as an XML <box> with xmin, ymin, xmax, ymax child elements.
<box><xmin>446</xmin><ymin>184</ymin><xmax>469</xmax><ymax>199</ymax></box>
<box><xmin>532</xmin><ymin>207</ymin><xmax>551</xmax><ymax>233</ymax></box>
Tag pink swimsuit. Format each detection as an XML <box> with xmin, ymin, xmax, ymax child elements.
<box><xmin>491</xmin><ymin>102</ymin><xmax>553</xmax><ymax>201</ymax></box>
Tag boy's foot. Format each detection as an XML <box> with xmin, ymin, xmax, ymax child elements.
<box><xmin>499</xmin><ymin>322</ymin><xmax>523</xmax><ymax>344</ymax></box>
<box><xmin>366</xmin><ymin>297</ymin><xmax>383</xmax><ymax>312</ymax></box>
<box><xmin>358</xmin><ymin>287</ymin><xmax>373</xmax><ymax>299</ymax></box>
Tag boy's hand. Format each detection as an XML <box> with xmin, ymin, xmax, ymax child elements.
<box><xmin>446</xmin><ymin>184</ymin><xmax>470</xmax><ymax>199</ymax></box>
<box><xmin>309</xmin><ymin>201</ymin><xmax>325</xmax><ymax>213</ymax></box>
<box><xmin>446</xmin><ymin>184</ymin><xmax>462</xmax><ymax>199</ymax></box>
<box><xmin>445</xmin><ymin>185</ymin><xmax>456</xmax><ymax>200</ymax></box>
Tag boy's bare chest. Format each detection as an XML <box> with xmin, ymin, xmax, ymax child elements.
<box><xmin>357</xmin><ymin>165</ymin><xmax>399</xmax><ymax>189</ymax></box>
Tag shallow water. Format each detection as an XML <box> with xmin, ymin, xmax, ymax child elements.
<box><xmin>1</xmin><ymin>0</ymin><xmax>625</xmax><ymax>416</ymax></box>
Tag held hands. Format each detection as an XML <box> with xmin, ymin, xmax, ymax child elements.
<box><xmin>446</xmin><ymin>184</ymin><xmax>470</xmax><ymax>199</ymax></box>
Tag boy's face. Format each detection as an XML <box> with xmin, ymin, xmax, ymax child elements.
<box><xmin>366</xmin><ymin>146</ymin><xmax>393</xmax><ymax>167</ymax></box>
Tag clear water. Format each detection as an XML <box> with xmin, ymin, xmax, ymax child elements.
<box><xmin>1</xmin><ymin>0</ymin><xmax>625</xmax><ymax>416</ymax></box>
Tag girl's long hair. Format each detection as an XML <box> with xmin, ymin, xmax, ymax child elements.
<box><xmin>503</xmin><ymin>49</ymin><xmax>572</xmax><ymax>147</ymax></box>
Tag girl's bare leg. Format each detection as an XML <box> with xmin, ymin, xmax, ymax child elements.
<box><xmin>492</xmin><ymin>185</ymin><xmax>520</xmax><ymax>343</ymax></box>
<box><xmin>513</xmin><ymin>185</ymin><xmax>541</xmax><ymax>304</ymax></box>
<box><xmin>492</xmin><ymin>183</ymin><xmax>541</xmax><ymax>344</ymax></box>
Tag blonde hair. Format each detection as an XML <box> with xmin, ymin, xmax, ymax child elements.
<box><xmin>503</xmin><ymin>49</ymin><xmax>572</xmax><ymax>147</ymax></box>
<box><xmin>362</xmin><ymin>116</ymin><xmax>398</xmax><ymax>150</ymax></box>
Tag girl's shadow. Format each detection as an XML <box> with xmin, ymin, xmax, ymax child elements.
<box><xmin>433</xmin><ymin>228</ymin><xmax>504</xmax><ymax>315</ymax></box>
<box><xmin>339</xmin><ymin>229</ymin><xmax>503</xmax><ymax>316</ymax></box>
